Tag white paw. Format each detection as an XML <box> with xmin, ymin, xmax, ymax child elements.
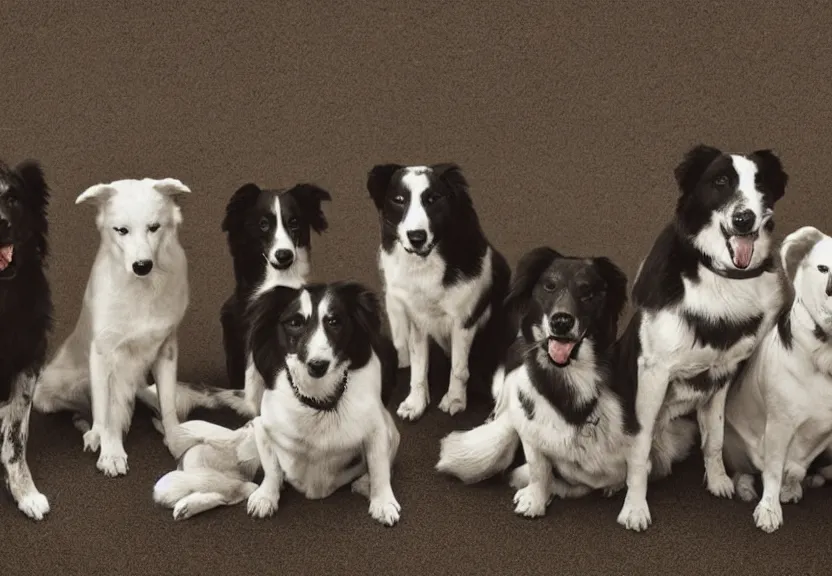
<box><xmin>753</xmin><ymin>499</ymin><xmax>783</xmax><ymax>533</ymax></box>
<box><xmin>706</xmin><ymin>471</ymin><xmax>735</xmax><ymax>499</ymax></box>
<box><xmin>97</xmin><ymin>451</ymin><xmax>128</xmax><ymax>477</ymax></box>
<box><xmin>397</xmin><ymin>390</ymin><xmax>428</xmax><ymax>421</ymax></box>
<box><xmin>247</xmin><ymin>487</ymin><xmax>278</xmax><ymax>519</ymax></box>
<box><xmin>83</xmin><ymin>429</ymin><xmax>100</xmax><ymax>452</ymax></box>
<box><xmin>173</xmin><ymin>499</ymin><xmax>194</xmax><ymax>521</ymax></box>
<box><xmin>396</xmin><ymin>346</ymin><xmax>410</xmax><ymax>369</ymax></box>
<box><xmin>18</xmin><ymin>491</ymin><xmax>50</xmax><ymax>520</ymax></box>
<box><xmin>438</xmin><ymin>389</ymin><xmax>467</xmax><ymax>416</ymax></box>
<box><xmin>735</xmin><ymin>476</ymin><xmax>758</xmax><ymax>502</ymax></box>
<box><xmin>512</xmin><ymin>486</ymin><xmax>547</xmax><ymax>518</ymax></box>
<box><xmin>369</xmin><ymin>495</ymin><xmax>401</xmax><ymax>526</ymax></box>
<box><xmin>780</xmin><ymin>479</ymin><xmax>803</xmax><ymax>504</ymax></box>
<box><xmin>351</xmin><ymin>475</ymin><xmax>371</xmax><ymax>498</ymax></box>
<box><xmin>617</xmin><ymin>498</ymin><xmax>652</xmax><ymax>532</ymax></box>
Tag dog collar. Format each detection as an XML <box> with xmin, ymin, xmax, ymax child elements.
<box><xmin>698</xmin><ymin>252</ymin><xmax>774</xmax><ymax>280</ymax></box>
<box><xmin>287</xmin><ymin>369</ymin><xmax>349</xmax><ymax>412</ymax></box>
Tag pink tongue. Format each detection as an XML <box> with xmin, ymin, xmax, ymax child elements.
<box><xmin>730</xmin><ymin>236</ymin><xmax>754</xmax><ymax>269</ymax></box>
<box><xmin>0</xmin><ymin>245</ymin><xmax>12</xmax><ymax>272</ymax></box>
<box><xmin>548</xmin><ymin>339</ymin><xmax>575</xmax><ymax>365</ymax></box>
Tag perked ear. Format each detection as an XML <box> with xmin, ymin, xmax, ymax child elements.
<box><xmin>504</xmin><ymin>246</ymin><xmax>563</xmax><ymax>319</ymax></box>
<box><xmin>750</xmin><ymin>149</ymin><xmax>789</xmax><ymax>203</ymax></box>
<box><xmin>75</xmin><ymin>183</ymin><xmax>117</xmax><ymax>206</ymax></box>
<box><xmin>154</xmin><ymin>178</ymin><xmax>191</xmax><ymax>197</ymax></box>
<box><xmin>222</xmin><ymin>183</ymin><xmax>262</xmax><ymax>233</ymax></box>
<box><xmin>780</xmin><ymin>225</ymin><xmax>825</xmax><ymax>284</ymax></box>
<box><xmin>674</xmin><ymin>144</ymin><xmax>723</xmax><ymax>196</ymax></box>
<box><xmin>246</xmin><ymin>285</ymin><xmax>301</xmax><ymax>384</ymax></box>
<box><xmin>286</xmin><ymin>183</ymin><xmax>332</xmax><ymax>234</ymax></box>
<box><xmin>366</xmin><ymin>164</ymin><xmax>403</xmax><ymax>211</ymax></box>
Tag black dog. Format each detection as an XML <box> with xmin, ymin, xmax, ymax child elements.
<box><xmin>0</xmin><ymin>160</ymin><xmax>52</xmax><ymax>520</ymax></box>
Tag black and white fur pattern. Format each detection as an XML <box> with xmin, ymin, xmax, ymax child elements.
<box><xmin>614</xmin><ymin>145</ymin><xmax>789</xmax><ymax>531</ymax></box>
<box><xmin>34</xmin><ymin>177</ymin><xmax>191</xmax><ymax>477</ymax></box>
<box><xmin>228</xmin><ymin>281</ymin><xmax>401</xmax><ymax>525</ymax></box>
<box><xmin>723</xmin><ymin>226</ymin><xmax>832</xmax><ymax>533</ymax></box>
<box><xmin>436</xmin><ymin>248</ymin><xmax>696</xmax><ymax>516</ymax></box>
<box><xmin>0</xmin><ymin>160</ymin><xmax>52</xmax><ymax>520</ymax></box>
<box><xmin>367</xmin><ymin>163</ymin><xmax>511</xmax><ymax>421</ymax></box>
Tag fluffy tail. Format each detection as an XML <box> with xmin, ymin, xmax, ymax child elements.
<box><xmin>136</xmin><ymin>381</ymin><xmax>255</xmax><ymax>423</ymax></box>
<box><xmin>436</xmin><ymin>411</ymin><xmax>519</xmax><ymax>484</ymax></box>
<box><xmin>152</xmin><ymin>468</ymin><xmax>255</xmax><ymax>509</ymax></box>
<box><xmin>650</xmin><ymin>416</ymin><xmax>698</xmax><ymax>480</ymax></box>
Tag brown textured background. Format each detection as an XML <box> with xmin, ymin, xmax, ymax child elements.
<box><xmin>2</xmin><ymin>1</ymin><xmax>832</xmax><ymax>574</ymax></box>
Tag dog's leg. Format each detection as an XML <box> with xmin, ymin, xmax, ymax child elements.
<box><xmin>96</xmin><ymin>370</ymin><xmax>135</xmax><ymax>477</ymax></box>
<box><xmin>243</xmin><ymin>358</ymin><xmax>265</xmax><ymax>418</ymax></box>
<box><xmin>246</xmin><ymin>417</ymin><xmax>283</xmax><ymax>518</ymax></box>
<box><xmin>397</xmin><ymin>324</ymin><xmax>429</xmax><ymax>421</ymax></box>
<box><xmin>438</xmin><ymin>323</ymin><xmax>476</xmax><ymax>416</ymax></box>
<box><xmin>363</xmin><ymin>413</ymin><xmax>401</xmax><ymax>526</ymax></box>
<box><xmin>352</xmin><ymin>410</ymin><xmax>400</xmax><ymax>499</ymax></box>
<box><xmin>617</xmin><ymin>360</ymin><xmax>670</xmax><ymax>532</ymax></box>
<box><xmin>385</xmin><ymin>293</ymin><xmax>411</xmax><ymax>369</ymax></box>
<box><xmin>753</xmin><ymin>417</ymin><xmax>795</xmax><ymax>533</ymax></box>
<box><xmin>151</xmin><ymin>335</ymin><xmax>182</xmax><ymax>439</ymax></box>
<box><xmin>696</xmin><ymin>384</ymin><xmax>734</xmax><ymax>499</ymax></box>
<box><xmin>1</xmin><ymin>372</ymin><xmax>50</xmax><ymax>520</ymax></box>
<box><xmin>512</xmin><ymin>438</ymin><xmax>552</xmax><ymax>518</ymax></box>
<box><xmin>173</xmin><ymin>485</ymin><xmax>257</xmax><ymax>521</ymax></box>
<box><xmin>84</xmin><ymin>342</ymin><xmax>109</xmax><ymax>455</ymax></box>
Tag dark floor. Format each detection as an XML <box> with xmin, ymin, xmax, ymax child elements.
<box><xmin>2</xmin><ymin>1</ymin><xmax>832</xmax><ymax>574</ymax></box>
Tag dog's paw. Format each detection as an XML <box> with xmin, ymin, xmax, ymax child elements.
<box><xmin>18</xmin><ymin>491</ymin><xmax>50</xmax><ymax>521</ymax></box>
<box><xmin>82</xmin><ymin>429</ymin><xmax>101</xmax><ymax>453</ymax></box>
<box><xmin>438</xmin><ymin>389</ymin><xmax>466</xmax><ymax>416</ymax></box>
<box><xmin>706</xmin><ymin>471</ymin><xmax>735</xmax><ymax>499</ymax></box>
<box><xmin>397</xmin><ymin>390</ymin><xmax>428</xmax><ymax>421</ymax></box>
<box><xmin>617</xmin><ymin>498</ymin><xmax>652</xmax><ymax>532</ymax></box>
<box><xmin>753</xmin><ymin>498</ymin><xmax>783</xmax><ymax>533</ymax></box>
<box><xmin>780</xmin><ymin>478</ymin><xmax>803</xmax><ymax>504</ymax></box>
<box><xmin>369</xmin><ymin>495</ymin><xmax>401</xmax><ymax>526</ymax></box>
<box><xmin>734</xmin><ymin>474</ymin><xmax>758</xmax><ymax>502</ymax></box>
<box><xmin>396</xmin><ymin>346</ymin><xmax>410</xmax><ymax>369</ymax></box>
<box><xmin>512</xmin><ymin>486</ymin><xmax>547</xmax><ymax>518</ymax></box>
<box><xmin>173</xmin><ymin>499</ymin><xmax>194</xmax><ymax>521</ymax></box>
<box><xmin>247</xmin><ymin>487</ymin><xmax>278</xmax><ymax>519</ymax></box>
<box><xmin>351</xmin><ymin>474</ymin><xmax>371</xmax><ymax>499</ymax></box>
<box><xmin>97</xmin><ymin>451</ymin><xmax>128</xmax><ymax>477</ymax></box>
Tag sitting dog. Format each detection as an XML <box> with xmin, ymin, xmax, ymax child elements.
<box><xmin>723</xmin><ymin>225</ymin><xmax>832</xmax><ymax>533</ymax></box>
<box><xmin>367</xmin><ymin>162</ymin><xmax>511</xmax><ymax>421</ymax></box>
<box><xmin>614</xmin><ymin>145</ymin><xmax>788</xmax><ymax>532</ymax></box>
<box><xmin>34</xmin><ymin>177</ymin><xmax>191</xmax><ymax>476</ymax></box>
<box><xmin>436</xmin><ymin>247</ymin><xmax>696</xmax><ymax>516</ymax></box>
<box><xmin>0</xmin><ymin>160</ymin><xmax>53</xmax><ymax>519</ymax></box>
<box><xmin>241</xmin><ymin>281</ymin><xmax>402</xmax><ymax>525</ymax></box>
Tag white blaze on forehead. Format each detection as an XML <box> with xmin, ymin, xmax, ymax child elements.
<box><xmin>307</xmin><ymin>294</ymin><xmax>334</xmax><ymax>361</ymax></box>
<box><xmin>268</xmin><ymin>195</ymin><xmax>295</xmax><ymax>257</ymax></box>
<box><xmin>729</xmin><ymin>155</ymin><xmax>763</xmax><ymax>213</ymax></box>
<box><xmin>299</xmin><ymin>290</ymin><xmax>314</xmax><ymax>319</ymax></box>
<box><xmin>400</xmin><ymin>167</ymin><xmax>433</xmax><ymax>237</ymax></box>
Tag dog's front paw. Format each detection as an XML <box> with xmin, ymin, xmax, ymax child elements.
<box><xmin>369</xmin><ymin>495</ymin><xmax>401</xmax><ymax>526</ymax></box>
<box><xmin>512</xmin><ymin>486</ymin><xmax>547</xmax><ymax>518</ymax></box>
<box><xmin>83</xmin><ymin>429</ymin><xmax>101</xmax><ymax>453</ymax></box>
<box><xmin>438</xmin><ymin>389</ymin><xmax>467</xmax><ymax>416</ymax></box>
<box><xmin>706</xmin><ymin>470</ymin><xmax>735</xmax><ymax>499</ymax></box>
<box><xmin>173</xmin><ymin>499</ymin><xmax>194</xmax><ymax>521</ymax></box>
<box><xmin>397</xmin><ymin>389</ymin><xmax>428</xmax><ymax>421</ymax></box>
<box><xmin>753</xmin><ymin>498</ymin><xmax>783</xmax><ymax>533</ymax></box>
<box><xmin>617</xmin><ymin>497</ymin><xmax>652</xmax><ymax>532</ymax></box>
<box><xmin>780</xmin><ymin>478</ymin><xmax>803</xmax><ymax>504</ymax></box>
<box><xmin>18</xmin><ymin>491</ymin><xmax>50</xmax><ymax>521</ymax></box>
<box><xmin>97</xmin><ymin>451</ymin><xmax>128</xmax><ymax>477</ymax></box>
<box><xmin>247</xmin><ymin>487</ymin><xmax>278</xmax><ymax>519</ymax></box>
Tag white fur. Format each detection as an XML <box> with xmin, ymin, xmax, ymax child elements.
<box><xmin>723</xmin><ymin>226</ymin><xmax>832</xmax><ymax>533</ymax></box>
<box><xmin>33</xmin><ymin>178</ymin><xmax>190</xmax><ymax>477</ymax></box>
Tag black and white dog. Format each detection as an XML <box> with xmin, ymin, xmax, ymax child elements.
<box><xmin>139</xmin><ymin>182</ymin><xmax>332</xmax><ymax>423</ymax></box>
<box><xmin>367</xmin><ymin>163</ymin><xmax>511</xmax><ymax>420</ymax></box>
<box><xmin>723</xmin><ymin>226</ymin><xmax>832</xmax><ymax>533</ymax></box>
<box><xmin>436</xmin><ymin>247</ymin><xmax>696</xmax><ymax>516</ymax></box>
<box><xmin>614</xmin><ymin>145</ymin><xmax>788</xmax><ymax>532</ymax></box>
<box><xmin>0</xmin><ymin>160</ymin><xmax>52</xmax><ymax>520</ymax></box>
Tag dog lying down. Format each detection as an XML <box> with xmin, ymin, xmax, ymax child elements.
<box><xmin>154</xmin><ymin>280</ymin><xmax>401</xmax><ymax>525</ymax></box>
<box><xmin>723</xmin><ymin>225</ymin><xmax>832</xmax><ymax>533</ymax></box>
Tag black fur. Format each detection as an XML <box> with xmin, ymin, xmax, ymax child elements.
<box><xmin>517</xmin><ymin>389</ymin><xmax>535</xmax><ymax>421</ymax></box>
<box><xmin>219</xmin><ymin>182</ymin><xmax>331</xmax><ymax>389</ymax></box>
<box><xmin>681</xmin><ymin>311</ymin><xmax>764</xmax><ymax>351</ymax></box>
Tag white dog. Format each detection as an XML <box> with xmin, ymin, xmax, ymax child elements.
<box><xmin>723</xmin><ymin>225</ymin><xmax>832</xmax><ymax>533</ymax></box>
<box><xmin>33</xmin><ymin>177</ymin><xmax>190</xmax><ymax>476</ymax></box>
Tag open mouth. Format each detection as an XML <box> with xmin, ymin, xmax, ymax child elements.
<box><xmin>546</xmin><ymin>337</ymin><xmax>578</xmax><ymax>366</ymax></box>
<box><xmin>0</xmin><ymin>244</ymin><xmax>16</xmax><ymax>277</ymax></box>
<box><xmin>725</xmin><ymin>231</ymin><xmax>758</xmax><ymax>269</ymax></box>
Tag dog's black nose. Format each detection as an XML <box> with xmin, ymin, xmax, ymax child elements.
<box><xmin>550</xmin><ymin>313</ymin><xmax>575</xmax><ymax>335</ymax></box>
<box><xmin>731</xmin><ymin>209</ymin><xmax>756</xmax><ymax>234</ymax></box>
<box><xmin>274</xmin><ymin>249</ymin><xmax>294</xmax><ymax>268</ymax></box>
<box><xmin>307</xmin><ymin>359</ymin><xmax>330</xmax><ymax>378</ymax></box>
<box><xmin>406</xmin><ymin>229</ymin><xmax>428</xmax><ymax>248</ymax></box>
<box><xmin>132</xmin><ymin>260</ymin><xmax>153</xmax><ymax>276</ymax></box>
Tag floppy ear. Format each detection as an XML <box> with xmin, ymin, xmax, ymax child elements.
<box><xmin>246</xmin><ymin>285</ymin><xmax>300</xmax><ymax>383</ymax></box>
<box><xmin>504</xmin><ymin>247</ymin><xmax>562</xmax><ymax>319</ymax></box>
<box><xmin>780</xmin><ymin>226</ymin><xmax>824</xmax><ymax>284</ymax></box>
<box><xmin>221</xmin><ymin>183</ymin><xmax>262</xmax><ymax>233</ymax></box>
<box><xmin>286</xmin><ymin>183</ymin><xmax>332</xmax><ymax>234</ymax></box>
<box><xmin>337</xmin><ymin>281</ymin><xmax>382</xmax><ymax>337</ymax></box>
<box><xmin>154</xmin><ymin>178</ymin><xmax>191</xmax><ymax>197</ymax></box>
<box><xmin>674</xmin><ymin>144</ymin><xmax>722</xmax><ymax>196</ymax></box>
<box><xmin>75</xmin><ymin>183</ymin><xmax>116</xmax><ymax>206</ymax></box>
<box><xmin>750</xmin><ymin>149</ymin><xmax>789</xmax><ymax>203</ymax></box>
<box><xmin>366</xmin><ymin>164</ymin><xmax>403</xmax><ymax>211</ymax></box>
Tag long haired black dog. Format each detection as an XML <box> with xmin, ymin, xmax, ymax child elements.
<box><xmin>0</xmin><ymin>160</ymin><xmax>52</xmax><ymax>520</ymax></box>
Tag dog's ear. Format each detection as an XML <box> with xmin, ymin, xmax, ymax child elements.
<box><xmin>504</xmin><ymin>247</ymin><xmax>563</xmax><ymax>319</ymax></box>
<box><xmin>366</xmin><ymin>164</ymin><xmax>403</xmax><ymax>211</ymax></box>
<box><xmin>14</xmin><ymin>160</ymin><xmax>50</xmax><ymax>256</ymax></box>
<box><xmin>593</xmin><ymin>256</ymin><xmax>629</xmax><ymax>323</ymax></box>
<box><xmin>154</xmin><ymin>178</ymin><xmax>191</xmax><ymax>198</ymax></box>
<box><xmin>674</xmin><ymin>144</ymin><xmax>722</xmax><ymax>196</ymax></box>
<box><xmin>432</xmin><ymin>163</ymin><xmax>469</xmax><ymax>193</ymax></box>
<box><xmin>286</xmin><ymin>183</ymin><xmax>332</xmax><ymax>234</ymax></box>
<box><xmin>222</xmin><ymin>183</ymin><xmax>262</xmax><ymax>233</ymax></box>
<box><xmin>75</xmin><ymin>183</ymin><xmax>117</xmax><ymax>206</ymax></box>
<box><xmin>780</xmin><ymin>226</ymin><xmax>824</xmax><ymax>285</ymax></box>
<box><xmin>750</xmin><ymin>149</ymin><xmax>789</xmax><ymax>203</ymax></box>
<box><xmin>337</xmin><ymin>281</ymin><xmax>382</xmax><ymax>337</ymax></box>
<box><xmin>246</xmin><ymin>285</ymin><xmax>300</xmax><ymax>383</ymax></box>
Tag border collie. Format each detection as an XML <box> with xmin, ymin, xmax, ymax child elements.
<box><xmin>0</xmin><ymin>160</ymin><xmax>52</xmax><ymax>519</ymax></box>
<box><xmin>723</xmin><ymin>225</ymin><xmax>832</xmax><ymax>533</ymax></box>
<box><xmin>367</xmin><ymin>162</ymin><xmax>511</xmax><ymax>420</ymax></box>
<box><xmin>436</xmin><ymin>247</ymin><xmax>696</xmax><ymax>515</ymax></box>
<box><xmin>33</xmin><ymin>177</ymin><xmax>191</xmax><ymax>477</ymax></box>
<box><xmin>614</xmin><ymin>145</ymin><xmax>789</xmax><ymax>531</ymax></box>
<box><xmin>242</xmin><ymin>281</ymin><xmax>402</xmax><ymax>525</ymax></box>
<box><xmin>138</xmin><ymin>182</ymin><xmax>331</xmax><ymax>424</ymax></box>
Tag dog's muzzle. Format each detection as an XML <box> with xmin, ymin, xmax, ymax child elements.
<box><xmin>546</xmin><ymin>313</ymin><xmax>582</xmax><ymax>366</ymax></box>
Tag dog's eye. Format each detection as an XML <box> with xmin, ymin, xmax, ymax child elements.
<box><xmin>542</xmin><ymin>281</ymin><xmax>557</xmax><ymax>293</ymax></box>
<box><xmin>148</xmin><ymin>223</ymin><xmax>160</xmax><ymax>233</ymax></box>
<box><xmin>287</xmin><ymin>217</ymin><xmax>299</xmax><ymax>230</ymax></box>
<box><xmin>713</xmin><ymin>175</ymin><xmax>729</xmax><ymax>188</ymax></box>
<box><xmin>580</xmin><ymin>291</ymin><xmax>595</xmax><ymax>302</ymax></box>
<box><xmin>259</xmin><ymin>217</ymin><xmax>270</xmax><ymax>232</ymax></box>
<box><xmin>423</xmin><ymin>194</ymin><xmax>439</xmax><ymax>206</ymax></box>
<box><xmin>391</xmin><ymin>195</ymin><xmax>405</xmax><ymax>205</ymax></box>
<box><xmin>819</xmin><ymin>265</ymin><xmax>830</xmax><ymax>273</ymax></box>
<box><xmin>113</xmin><ymin>227</ymin><xmax>129</xmax><ymax>236</ymax></box>
<box><xmin>325</xmin><ymin>316</ymin><xmax>340</xmax><ymax>327</ymax></box>
<box><xmin>286</xmin><ymin>315</ymin><xmax>304</xmax><ymax>329</ymax></box>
